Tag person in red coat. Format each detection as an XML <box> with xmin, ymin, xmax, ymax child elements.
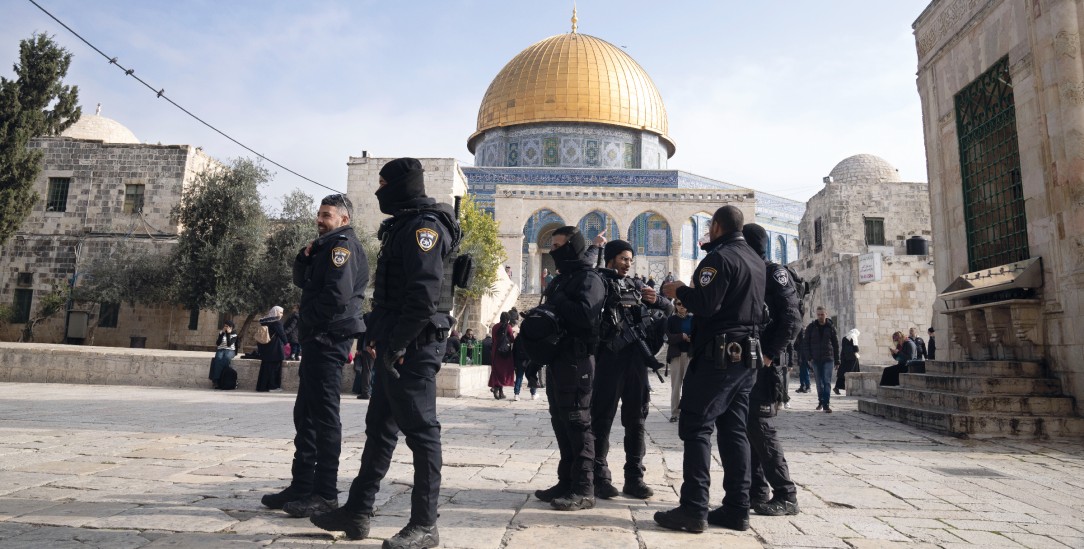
<box><xmin>488</xmin><ymin>312</ymin><xmax>516</xmax><ymax>399</ymax></box>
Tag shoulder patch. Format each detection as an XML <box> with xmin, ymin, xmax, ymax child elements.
<box><xmin>331</xmin><ymin>247</ymin><xmax>351</xmax><ymax>268</ymax></box>
<box><xmin>416</xmin><ymin>227</ymin><xmax>439</xmax><ymax>252</ymax></box>
<box><xmin>773</xmin><ymin>268</ymin><xmax>790</xmax><ymax>287</ymax></box>
<box><xmin>698</xmin><ymin>267</ymin><xmax>718</xmax><ymax>286</ymax></box>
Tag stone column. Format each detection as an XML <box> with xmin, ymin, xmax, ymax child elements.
<box><xmin>527</xmin><ymin>243</ymin><xmax>539</xmax><ymax>294</ymax></box>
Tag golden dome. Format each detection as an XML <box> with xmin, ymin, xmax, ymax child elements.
<box><xmin>469</xmin><ymin>32</ymin><xmax>674</xmax><ymax>157</ymax></box>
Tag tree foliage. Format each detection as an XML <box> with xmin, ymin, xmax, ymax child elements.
<box><xmin>0</xmin><ymin>33</ymin><xmax>80</xmax><ymax>245</ymax></box>
<box><xmin>456</xmin><ymin>194</ymin><xmax>505</xmax><ymax>301</ymax></box>
<box><xmin>253</xmin><ymin>190</ymin><xmax>314</xmax><ymax>314</ymax></box>
<box><xmin>18</xmin><ymin>282</ymin><xmax>67</xmax><ymax>342</ymax></box>
<box><xmin>172</xmin><ymin>158</ymin><xmax>269</xmax><ymax>315</ymax></box>
<box><xmin>76</xmin><ymin>245</ymin><xmax>176</xmax><ymax>306</ymax></box>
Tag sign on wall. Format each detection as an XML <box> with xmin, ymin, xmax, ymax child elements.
<box><xmin>859</xmin><ymin>252</ymin><xmax>882</xmax><ymax>284</ymax></box>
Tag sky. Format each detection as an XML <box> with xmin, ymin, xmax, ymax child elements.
<box><xmin>2</xmin><ymin>0</ymin><xmax>933</xmax><ymax>208</ymax></box>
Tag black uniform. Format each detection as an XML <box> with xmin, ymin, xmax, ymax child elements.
<box><xmin>544</xmin><ymin>252</ymin><xmax>607</xmax><ymax>499</ymax></box>
<box><xmin>290</xmin><ymin>224</ymin><xmax>369</xmax><ymax>500</ymax></box>
<box><xmin>748</xmin><ymin>261</ymin><xmax>800</xmax><ymax>506</ymax></box>
<box><xmin>674</xmin><ymin>233</ymin><xmax>765</xmax><ymax>520</ymax></box>
<box><xmin>342</xmin><ymin>197</ymin><xmax>455</xmax><ymax>528</ymax></box>
<box><xmin>592</xmin><ymin>271</ymin><xmax>672</xmax><ymax>492</ymax></box>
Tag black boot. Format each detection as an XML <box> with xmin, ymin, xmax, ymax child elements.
<box><xmin>753</xmin><ymin>497</ymin><xmax>799</xmax><ymax>516</ymax></box>
<box><xmin>261</xmin><ymin>486</ymin><xmax>307</xmax><ymax>510</ymax></box>
<box><xmin>653</xmin><ymin>506</ymin><xmax>707</xmax><ymax>533</ymax></box>
<box><xmin>310</xmin><ymin>507</ymin><xmax>371</xmax><ymax>540</ymax></box>
<box><xmin>383</xmin><ymin>522</ymin><xmax>439</xmax><ymax>549</ymax></box>
<box><xmin>594</xmin><ymin>481</ymin><xmax>619</xmax><ymax>499</ymax></box>
<box><xmin>551</xmin><ymin>492</ymin><xmax>595</xmax><ymax>511</ymax></box>
<box><xmin>282</xmin><ymin>494</ymin><xmax>339</xmax><ymax>518</ymax></box>
<box><xmin>622</xmin><ymin>479</ymin><xmax>654</xmax><ymax>499</ymax></box>
<box><xmin>707</xmin><ymin>507</ymin><xmax>750</xmax><ymax>531</ymax></box>
<box><xmin>534</xmin><ymin>482</ymin><xmax>569</xmax><ymax>502</ymax></box>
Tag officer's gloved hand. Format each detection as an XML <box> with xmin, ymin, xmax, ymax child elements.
<box><xmin>380</xmin><ymin>348</ymin><xmax>406</xmax><ymax>380</ymax></box>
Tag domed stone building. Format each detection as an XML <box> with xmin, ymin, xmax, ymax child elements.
<box><xmin>0</xmin><ymin>107</ymin><xmax>221</xmax><ymax>347</ymax></box>
<box><xmin>794</xmin><ymin>153</ymin><xmax>935</xmax><ymax>363</ymax></box>
<box><xmin>457</xmin><ymin>18</ymin><xmax>803</xmax><ymax>295</ymax></box>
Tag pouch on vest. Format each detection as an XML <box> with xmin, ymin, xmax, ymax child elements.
<box><xmin>519</xmin><ymin>304</ymin><xmax>565</xmax><ymax>365</ymax></box>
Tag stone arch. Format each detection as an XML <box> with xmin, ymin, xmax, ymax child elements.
<box><xmin>522</xmin><ymin>209</ymin><xmax>566</xmax><ymax>291</ymax></box>
<box><xmin>681</xmin><ymin>211</ymin><xmax>714</xmax><ymax>260</ymax></box>
<box><xmin>577</xmin><ymin>210</ymin><xmax>621</xmax><ymax>241</ymax></box>
<box><xmin>775</xmin><ymin>235</ymin><xmax>787</xmax><ymax>264</ymax></box>
<box><xmin>627</xmin><ymin>211</ymin><xmax>672</xmax><ymax>280</ymax></box>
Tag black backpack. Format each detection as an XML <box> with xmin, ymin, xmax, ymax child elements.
<box><xmin>519</xmin><ymin>303</ymin><xmax>565</xmax><ymax>365</ymax></box>
<box><xmin>495</xmin><ymin>323</ymin><xmax>513</xmax><ymax>356</ymax></box>
<box><xmin>784</xmin><ymin>264</ymin><xmax>808</xmax><ymax>317</ymax></box>
<box><xmin>218</xmin><ymin>366</ymin><xmax>238</xmax><ymax>391</ymax></box>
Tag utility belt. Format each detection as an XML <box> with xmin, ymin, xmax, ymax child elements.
<box><xmin>703</xmin><ymin>332</ymin><xmax>763</xmax><ymax>371</ymax></box>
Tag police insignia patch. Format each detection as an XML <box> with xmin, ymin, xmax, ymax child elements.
<box><xmin>416</xmin><ymin>228</ymin><xmax>439</xmax><ymax>252</ymax></box>
<box><xmin>774</xmin><ymin>269</ymin><xmax>790</xmax><ymax>286</ymax></box>
<box><xmin>698</xmin><ymin>267</ymin><xmax>717</xmax><ymax>286</ymax></box>
<box><xmin>331</xmin><ymin>247</ymin><xmax>350</xmax><ymax>268</ymax></box>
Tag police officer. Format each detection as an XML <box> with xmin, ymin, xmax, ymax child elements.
<box><xmin>592</xmin><ymin>238</ymin><xmax>672</xmax><ymax>500</ymax></box>
<box><xmin>655</xmin><ymin>205</ymin><xmax>765</xmax><ymax>533</ymax></box>
<box><xmin>262</xmin><ymin>193</ymin><xmax>368</xmax><ymax>518</ymax></box>
<box><xmin>742</xmin><ymin>223</ymin><xmax>801</xmax><ymax>516</ymax></box>
<box><xmin>532</xmin><ymin>226</ymin><xmax>607</xmax><ymax>512</ymax></box>
<box><xmin>310</xmin><ymin>158</ymin><xmax>457</xmax><ymax>549</ymax></box>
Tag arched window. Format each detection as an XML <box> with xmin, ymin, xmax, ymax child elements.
<box><xmin>775</xmin><ymin>235</ymin><xmax>787</xmax><ymax>264</ymax></box>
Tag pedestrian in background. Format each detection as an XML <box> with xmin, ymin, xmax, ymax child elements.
<box><xmin>256</xmin><ymin>306</ymin><xmax>287</xmax><ymax>392</ymax></box>
<box><xmin>283</xmin><ymin>305</ymin><xmax>301</xmax><ymax>360</ymax></box>
<box><xmin>489</xmin><ymin>312</ymin><xmax>516</xmax><ymax>399</ymax></box>
<box><xmin>794</xmin><ymin>328</ymin><xmax>811</xmax><ymax>393</ymax></box>
<box><xmin>926</xmin><ymin>327</ymin><xmax>936</xmax><ymax>360</ymax></box>
<box><xmin>834</xmin><ymin>329</ymin><xmax>860</xmax><ymax>395</ymax></box>
<box><xmin>801</xmin><ymin>307</ymin><xmax>839</xmax><ymax>413</ymax></box>
<box><xmin>666</xmin><ymin>300</ymin><xmax>693</xmax><ymax>423</ymax></box>
<box><xmin>208</xmin><ymin>320</ymin><xmax>238</xmax><ymax>389</ymax></box>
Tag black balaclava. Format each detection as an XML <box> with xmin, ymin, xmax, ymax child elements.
<box><xmin>549</xmin><ymin>229</ymin><xmax>586</xmax><ymax>264</ymax></box>
<box><xmin>603</xmin><ymin>239</ymin><xmax>635</xmax><ymax>264</ymax></box>
<box><xmin>742</xmin><ymin>223</ymin><xmax>768</xmax><ymax>259</ymax></box>
<box><xmin>376</xmin><ymin>157</ymin><xmax>427</xmax><ymax>214</ymax></box>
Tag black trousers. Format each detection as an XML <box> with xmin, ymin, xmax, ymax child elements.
<box><xmin>346</xmin><ymin>340</ymin><xmax>444</xmax><ymax>526</ymax></box>
<box><xmin>677</xmin><ymin>355</ymin><xmax>757</xmax><ymax>520</ymax></box>
<box><xmin>591</xmin><ymin>346</ymin><xmax>649</xmax><ymax>484</ymax></box>
<box><xmin>747</xmin><ymin>414</ymin><xmax>797</xmax><ymax>503</ymax></box>
<box><xmin>352</xmin><ymin>355</ymin><xmax>374</xmax><ymax>397</ymax></box>
<box><xmin>290</xmin><ymin>338</ymin><xmax>351</xmax><ymax>499</ymax></box>
<box><xmin>546</xmin><ymin>355</ymin><xmax>596</xmax><ymax>496</ymax></box>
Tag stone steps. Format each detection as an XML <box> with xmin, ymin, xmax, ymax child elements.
<box><xmin>900</xmin><ymin>373</ymin><xmax>1064</xmax><ymax>395</ymax></box>
<box><xmin>859</xmin><ymin>358</ymin><xmax>1082</xmax><ymax>439</ymax></box>
<box><xmin>924</xmin><ymin>359</ymin><xmax>1046</xmax><ymax>378</ymax></box>
<box><xmin>858</xmin><ymin>399</ymin><xmax>1084</xmax><ymax>439</ymax></box>
<box><xmin>878</xmin><ymin>386</ymin><xmax>1075</xmax><ymax>415</ymax></box>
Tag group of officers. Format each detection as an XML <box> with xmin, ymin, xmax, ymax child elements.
<box><xmin>255</xmin><ymin>157</ymin><xmax>804</xmax><ymax>548</ymax></box>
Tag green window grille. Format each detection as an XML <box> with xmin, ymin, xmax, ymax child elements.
<box><xmin>46</xmin><ymin>177</ymin><xmax>70</xmax><ymax>212</ymax></box>
<box><xmin>188</xmin><ymin>308</ymin><xmax>200</xmax><ymax>331</ymax></box>
<box><xmin>864</xmin><ymin>217</ymin><xmax>885</xmax><ymax>246</ymax></box>
<box><xmin>123</xmin><ymin>184</ymin><xmax>145</xmax><ymax>214</ymax></box>
<box><xmin>954</xmin><ymin>56</ymin><xmax>1028</xmax><ymax>272</ymax></box>
<box><xmin>12</xmin><ymin>289</ymin><xmax>33</xmax><ymax>324</ymax></box>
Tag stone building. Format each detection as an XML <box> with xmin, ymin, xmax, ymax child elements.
<box><xmin>794</xmin><ymin>154</ymin><xmax>936</xmax><ymax>356</ymax></box>
<box><xmin>859</xmin><ymin>0</ymin><xmax>1084</xmax><ymax>437</ymax></box>
<box><xmin>0</xmin><ymin>111</ymin><xmax>223</xmax><ymax>349</ymax></box>
<box><xmin>459</xmin><ymin>20</ymin><xmax>804</xmax><ymax>294</ymax></box>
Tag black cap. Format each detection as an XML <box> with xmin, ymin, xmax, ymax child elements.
<box><xmin>742</xmin><ymin>223</ymin><xmax>768</xmax><ymax>258</ymax></box>
<box><xmin>603</xmin><ymin>239</ymin><xmax>635</xmax><ymax>263</ymax></box>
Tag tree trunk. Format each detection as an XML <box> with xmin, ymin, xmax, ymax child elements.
<box><xmin>236</xmin><ymin>313</ymin><xmax>257</xmax><ymax>354</ymax></box>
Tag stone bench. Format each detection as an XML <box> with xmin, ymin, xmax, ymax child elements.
<box><xmin>844</xmin><ymin>364</ymin><xmax>889</xmax><ymax>398</ymax></box>
<box><xmin>0</xmin><ymin>342</ymin><xmax>490</xmax><ymax>397</ymax></box>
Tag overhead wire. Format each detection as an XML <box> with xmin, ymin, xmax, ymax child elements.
<box><xmin>26</xmin><ymin>0</ymin><xmax>344</xmax><ymax>195</ymax></box>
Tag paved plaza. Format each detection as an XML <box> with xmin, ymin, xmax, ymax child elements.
<box><xmin>0</xmin><ymin>379</ymin><xmax>1081</xmax><ymax>548</ymax></box>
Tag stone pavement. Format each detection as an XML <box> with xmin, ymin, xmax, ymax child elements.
<box><xmin>0</xmin><ymin>380</ymin><xmax>1081</xmax><ymax>548</ymax></box>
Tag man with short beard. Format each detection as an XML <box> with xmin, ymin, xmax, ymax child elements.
<box><xmin>262</xmin><ymin>193</ymin><xmax>368</xmax><ymax>519</ymax></box>
<box><xmin>591</xmin><ymin>238</ymin><xmax>672</xmax><ymax>500</ymax></box>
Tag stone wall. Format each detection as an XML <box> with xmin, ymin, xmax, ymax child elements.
<box><xmin>914</xmin><ymin>0</ymin><xmax>1084</xmax><ymax>407</ymax></box>
<box><xmin>0</xmin><ymin>342</ymin><xmax>489</xmax><ymax>397</ymax></box>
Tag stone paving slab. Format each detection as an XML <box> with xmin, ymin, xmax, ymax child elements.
<box><xmin>0</xmin><ymin>381</ymin><xmax>1082</xmax><ymax>548</ymax></box>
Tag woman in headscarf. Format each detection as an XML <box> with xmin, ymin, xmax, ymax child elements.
<box><xmin>488</xmin><ymin>312</ymin><xmax>516</xmax><ymax>399</ymax></box>
<box><xmin>256</xmin><ymin>306</ymin><xmax>287</xmax><ymax>392</ymax></box>
<box><xmin>834</xmin><ymin>328</ymin><xmax>860</xmax><ymax>395</ymax></box>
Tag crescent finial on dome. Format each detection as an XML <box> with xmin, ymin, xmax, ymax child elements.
<box><xmin>571</xmin><ymin>5</ymin><xmax>578</xmax><ymax>33</ymax></box>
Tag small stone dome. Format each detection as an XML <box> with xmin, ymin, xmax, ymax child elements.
<box><xmin>827</xmin><ymin>154</ymin><xmax>900</xmax><ymax>185</ymax></box>
<box><xmin>61</xmin><ymin>114</ymin><xmax>139</xmax><ymax>144</ymax></box>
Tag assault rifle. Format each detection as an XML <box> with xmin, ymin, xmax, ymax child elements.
<box><xmin>605</xmin><ymin>278</ymin><xmax>666</xmax><ymax>383</ymax></box>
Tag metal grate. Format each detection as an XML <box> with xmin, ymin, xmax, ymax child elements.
<box><xmin>864</xmin><ymin>217</ymin><xmax>885</xmax><ymax>246</ymax></box>
<box><xmin>123</xmin><ymin>184</ymin><xmax>145</xmax><ymax>214</ymax></box>
<box><xmin>814</xmin><ymin>217</ymin><xmax>824</xmax><ymax>252</ymax></box>
<box><xmin>954</xmin><ymin>56</ymin><xmax>1029</xmax><ymax>272</ymax></box>
<box><xmin>46</xmin><ymin>177</ymin><xmax>70</xmax><ymax>212</ymax></box>
<box><xmin>934</xmin><ymin>467</ymin><xmax>1007</xmax><ymax>478</ymax></box>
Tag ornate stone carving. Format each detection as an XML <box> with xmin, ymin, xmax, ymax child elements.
<box><xmin>1062</xmin><ymin>81</ymin><xmax>1084</xmax><ymax>105</ymax></box>
<box><xmin>917</xmin><ymin>0</ymin><xmax>981</xmax><ymax>58</ymax></box>
<box><xmin>965</xmin><ymin>309</ymin><xmax>991</xmax><ymax>360</ymax></box>
<box><xmin>1054</xmin><ymin>31</ymin><xmax>1080</xmax><ymax>59</ymax></box>
<box><xmin>984</xmin><ymin>306</ymin><xmax>1014</xmax><ymax>359</ymax></box>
